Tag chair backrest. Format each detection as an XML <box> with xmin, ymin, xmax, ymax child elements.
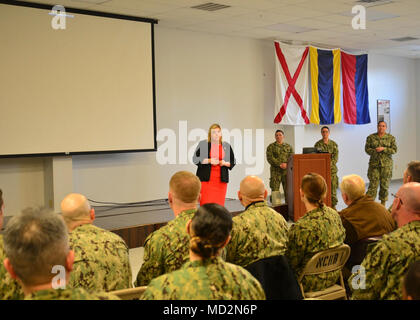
<box><xmin>245</xmin><ymin>255</ymin><xmax>303</xmax><ymax>300</ymax></box>
<box><xmin>109</xmin><ymin>286</ymin><xmax>147</xmax><ymax>300</ymax></box>
<box><xmin>298</xmin><ymin>244</ymin><xmax>351</xmax><ymax>281</ymax></box>
<box><xmin>347</xmin><ymin>236</ymin><xmax>382</xmax><ymax>268</ymax></box>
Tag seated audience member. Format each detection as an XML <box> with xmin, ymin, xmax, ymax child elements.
<box><xmin>226</xmin><ymin>175</ymin><xmax>289</xmax><ymax>267</ymax></box>
<box><xmin>0</xmin><ymin>189</ymin><xmax>24</xmax><ymax>300</ymax></box>
<box><xmin>141</xmin><ymin>203</ymin><xmax>266</xmax><ymax>300</ymax></box>
<box><xmin>402</xmin><ymin>260</ymin><xmax>420</xmax><ymax>300</ymax></box>
<box><xmin>388</xmin><ymin>160</ymin><xmax>420</xmax><ymax>213</ymax></box>
<box><xmin>3</xmin><ymin>207</ymin><xmax>119</xmax><ymax>300</ymax></box>
<box><xmin>403</xmin><ymin>160</ymin><xmax>420</xmax><ymax>183</ymax></box>
<box><xmin>61</xmin><ymin>193</ymin><xmax>132</xmax><ymax>292</ymax></box>
<box><xmin>349</xmin><ymin>182</ymin><xmax>420</xmax><ymax>300</ymax></box>
<box><xmin>286</xmin><ymin>173</ymin><xmax>345</xmax><ymax>292</ymax></box>
<box><xmin>135</xmin><ymin>171</ymin><xmax>200</xmax><ymax>286</ymax></box>
<box><xmin>339</xmin><ymin>174</ymin><xmax>396</xmax><ymax>245</ymax></box>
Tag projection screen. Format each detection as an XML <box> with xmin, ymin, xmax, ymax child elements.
<box><xmin>0</xmin><ymin>1</ymin><xmax>157</xmax><ymax>157</ymax></box>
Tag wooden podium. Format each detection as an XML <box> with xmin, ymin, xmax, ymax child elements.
<box><xmin>286</xmin><ymin>153</ymin><xmax>331</xmax><ymax>222</ymax></box>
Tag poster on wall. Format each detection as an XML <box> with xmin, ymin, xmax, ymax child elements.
<box><xmin>377</xmin><ymin>99</ymin><xmax>390</xmax><ymax>132</ymax></box>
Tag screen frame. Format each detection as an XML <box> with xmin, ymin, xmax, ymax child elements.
<box><xmin>0</xmin><ymin>0</ymin><xmax>158</xmax><ymax>158</ymax></box>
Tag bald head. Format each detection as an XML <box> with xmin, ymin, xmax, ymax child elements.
<box><xmin>60</xmin><ymin>193</ymin><xmax>92</xmax><ymax>225</ymax></box>
<box><xmin>398</xmin><ymin>183</ymin><xmax>420</xmax><ymax>213</ymax></box>
<box><xmin>392</xmin><ymin>182</ymin><xmax>420</xmax><ymax>228</ymax></box>
<box><xmin>340</xmin><ymin>174</ymin><xmax>366</xmax><ymax>202</ymax></box>
<box><xmin>238</xmin><ymin>176</ymin><xmax>267</xmax><ymax>205</ymax></box>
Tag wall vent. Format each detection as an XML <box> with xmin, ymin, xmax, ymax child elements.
<box><xmin>191</xmin><ymin>3</ymin><xmax>231</xmax><ymax>12</ymax></box>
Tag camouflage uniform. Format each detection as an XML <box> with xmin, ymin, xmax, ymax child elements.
<box><xmin>349</xmin><ymin>220</ymin><xmax>420</xmax><ymax>300</ymax></box>
<box><xmin>226</xmin><ymin>201</ymin><xmax>289</xmax><ymax>267</ymax></box>
<box><xmin>365</xmin><ymin>133</ymin><xmax>397</xmax><ymax>202</ymax></box>
<box><xmin>0</xmin><ymin>235</ymin><xmax>25</xmax><ymax>300</ymax></box>
<box><xmin>24</xmin><ymin>287</ymin><xmax>120</xmax><ymax>300</ymax></box>
<box><xmin>135</xmin><ymin>209</ymin><xmax>196</xmax><ymax>286</ymax></box>
<box><xmin>68</xmin><ymin>224</ymin><xmax>132</xmax><ymax>292</ymax></box>
<box><xmin>286</xmin><ymin>206</ymin><xmax>345</xmax><ymax>292</ymax></box>
<box><xmin>141</xmin><ymin>257</ymin><xmax>266</xmax><ymax>300</ymax></box>
<box><xmin>314</xmin><ymin>139</ymin><xmax>339</xmax><ymax>208</ymax></box>
<box><xmin>266</xmin><ymin>142</ymin><xmax>294</xmax><ymax>201</ymax></box>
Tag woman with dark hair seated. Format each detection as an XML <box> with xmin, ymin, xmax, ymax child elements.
<box><xmin>141</xmin><ymin>203</ymin><xmax>265</xmax><ymax>300</ymax></box>
<box><xmin>286</xmin><ymin>173</ymin><xmax>345</xmax><ymax>292</ymax></box>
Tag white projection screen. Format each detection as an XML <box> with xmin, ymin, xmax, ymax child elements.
<box><xmin>0</xmin><ymin>1</ymin><xmax>157</xmax><ymax>157</ymax></box>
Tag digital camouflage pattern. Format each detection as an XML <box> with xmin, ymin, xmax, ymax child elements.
<box><xmin>286</xmin><ymin>206</ymin><xmax>345</xmax><ymax>292</ymax></box>
<box><xmin>266</xmin><ymin>142</ymin><xmax>294</xmax><ymax>199</ymax></box>
<box><xmin>314</xmin><ymin>139</ymin><xmax>339</xmax><ymax>207</ymax></box>
<box><xmin>141</xmin><ymin>257</ymin><xmax>266</xmax><ymax>300</ymax></box>
<box><xmin>349</xmin><ymin>220</ymin><xmax>420</xmax><ymax>300</ymax></box>
<box><xmin>68</xmin><ymin>224</ymin><xmax>132</xmax><ymax>292</ymax></box>
<box><xmin>0</xmin><ymin>235</ymin><xmax>25</xmax><ymax>300</ymax></box>
<box><xmin>226</xmin><ymin>201</ymin><xmax>289</xmax><ymax>267</ymax></box>
<box><xmin>24</xmin><ymin>287</ymin><xmax>120</xmax><ymax>300</ymax></box>
<box><xmin>135</xmin><ymin>209</ymin><xmax>196</xmax><ymax>287</ymax></box>
<box><xmin>365</xmin><ymin>133</ymin><xmax>397</xmax><ymax>201</ymax></box>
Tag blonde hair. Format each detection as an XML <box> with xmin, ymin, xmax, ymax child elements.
<box><xmin>169</xmin><ymin>171</ymin><xmax>201</xmax><ymax>203</ymax></box>
<box><xmin>340</xmin><ymin>174</ymin><xmax>365</xmax><ymax>201</ymax></box>
<box><xmin>207</xmin><ymin>123</ymin><xmax>222</xmax><ymax>143</ymax></box>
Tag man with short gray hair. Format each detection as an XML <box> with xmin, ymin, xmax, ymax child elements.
<box><xmin>3</xmin><ymin>207</ymin><xmax>119</xmax><ymax>299</ymax></box>
<box><xmin>0</xmin><ymin>189</ymin><xmax>24</xmax><ymax>299</ymax></box>
<box><xmin>339</xmin><ymin>174</ymin><xmax>395</xmax><ymax>245</ymax></box>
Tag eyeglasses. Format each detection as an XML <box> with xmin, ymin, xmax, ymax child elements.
<box><xmin>391</xmin><ymin>193</ymin><xmax>403</xmax><ymax>205</ymax></box>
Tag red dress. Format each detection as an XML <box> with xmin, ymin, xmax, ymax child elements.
<box><xmin>200</xmin><ymin>143</ymin><xmax>227</xmax><ymax>206</ymax></box>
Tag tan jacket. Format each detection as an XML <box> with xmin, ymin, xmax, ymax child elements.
<box><xmin>339</xmin><ymin>195</ymin><xmax>396</xmax><ymax>244</ymax></box>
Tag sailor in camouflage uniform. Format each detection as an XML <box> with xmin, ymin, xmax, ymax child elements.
<box><xmin>349</xmin><ymin>182</ymin><xmax>420</xmax><ymax>300</ymax></box>
<box><xmin>286</xmin><ymin>173</ymin><xmax>345</xmax><ymax>292</ymax></box>
<box><xmin>314</xmin><ymin>126</ymin><xmax>339</xmax><ymax>208</ymax></box>
<box><xmin>3</xmin><ymin>207</ymin><xmax>120</xmax><ymax>300</ymax></box>
<box><xmin>25</xmin><ymin>288</ymin><xmax>120</xmax><ymax>300</ymax></box>
<box><xmin>365</xmin><ymin>121</ymin><xmax>397</xmax><ymax>205</ymax></box>
<box><xmin>142</xmin><ymin>203</ymin><xmax>265</xmax><ymax>300</ymax></box>
<box><xmin>226</xmin><ymin>176</ymin><xmax>289</xmax><ymax>267</ymax></box>
<box><xmin>266</xmin><ymin>130</ymin><xmax>294</xmax><ymax>202</ymax></box>
<box><xmin>0</xmin><ymin>189</ymin><xmax>25</xmax><ymax>300</ymax></box>
<box><xmin>61</xmin><ymin>193</ymin><xmax>132</xmax><ymax>292</ymax></box>
<box><xmin>0</xmin><ymin>236</ymin><xmax>25</xmax><ymax>299</ymax></box>
<box><xmin>135</xmin><ymin>171</ymin><xmax>201</xmax><ymax>286</ymax></box>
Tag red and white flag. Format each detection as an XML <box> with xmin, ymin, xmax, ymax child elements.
<box><xmin>274</xmin><ymin>42</ymin><xmax>310</xmax><ymax>125</ymax></box>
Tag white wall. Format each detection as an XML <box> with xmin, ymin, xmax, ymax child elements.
<box><xmin>0</xmin><ymin>26</ymin><xmax>418</xmax><ymax>216</ymax></box>
<box><xmin>417</xmin><ymin>59</ymin><xmax>420</xmax><ymax>161</ymax></box>
<box><xmin>72</xmin><ymin>27</ymin><xmax>275</xmax><ymax>207</ymax></box>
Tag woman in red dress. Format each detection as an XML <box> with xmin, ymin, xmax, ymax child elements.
<box><xmin>193</xmin><ymin>124</ymin><xmax>236</xmax><ymax>206</ymax></box>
